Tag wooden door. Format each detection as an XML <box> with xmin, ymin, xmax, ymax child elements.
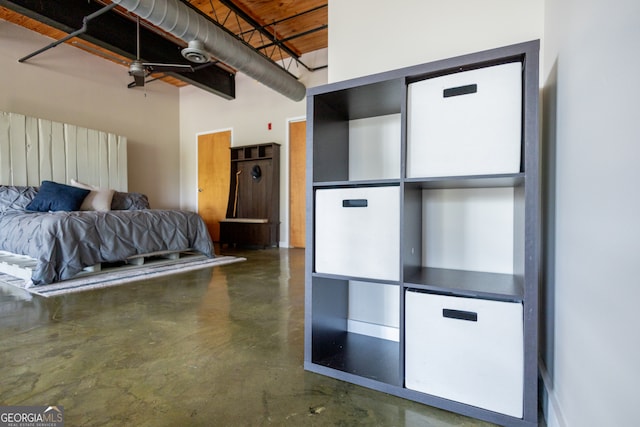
<box><xmin>289</xmin><ymin>120</ymin><xmax>306</xmax><ymax>248</ymax></box>
<box><xmin>198</xmin><ymin>130</ymin><xmax>231</xmax><ymax>242</ymax></box>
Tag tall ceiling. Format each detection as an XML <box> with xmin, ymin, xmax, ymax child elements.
<box><xmin>0</xmin><ymin>0</ymin><xmax>328</xmax><ymax>100</ymax></box>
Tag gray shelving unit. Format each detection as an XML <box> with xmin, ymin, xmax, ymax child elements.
<box><xmin>304</xmin><ymin>40</ymin><xmax>540</xmax><ymax>426</ymax></box>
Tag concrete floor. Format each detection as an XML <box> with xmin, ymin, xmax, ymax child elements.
<box><xmin>0</xmin><ymin>247</ymin><xmax>519</xmax><ymax>426</ymax></box>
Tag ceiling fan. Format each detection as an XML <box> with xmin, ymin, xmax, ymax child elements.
<box><xmin>128</xmin><ymin>16</ymin><xmax>195</xmax><ymax>88</ymax></box>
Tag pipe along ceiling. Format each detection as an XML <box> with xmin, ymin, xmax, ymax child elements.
<box><xmin>111</xmin><ymin>0</ymin><xmax>307</xmax><ymax>102</ymax></box>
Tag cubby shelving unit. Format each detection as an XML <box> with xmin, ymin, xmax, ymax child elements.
<box><xmin>305</xmin><ymin>40</ymin><xmax>540</xmax><ymax>426</ymax></box>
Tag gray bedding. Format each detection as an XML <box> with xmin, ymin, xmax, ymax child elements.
<box><xmin>0</xmin><ymin>186</ymin><xmax>214</xmax><ymax>285</ymax></box>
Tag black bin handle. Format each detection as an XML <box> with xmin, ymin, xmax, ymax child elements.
<box><xmin>443</xmin><ymin>308</ymin><xmax>478</xmax><ymax>322</ymax></box>
<box><xmin>342</xmin><ymin>199</ymin><xmax>368</xmax><ymax>208</ymax></box>
<box><xmin>443</xmin><ymin>83</ymin><xmax>477</xmax><ymax>98</ymax></box>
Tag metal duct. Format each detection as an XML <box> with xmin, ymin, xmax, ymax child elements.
<box><xmin>111</xmin><ymin>0</ymin><xmax>307</xmax><ymax>101</ymax></box>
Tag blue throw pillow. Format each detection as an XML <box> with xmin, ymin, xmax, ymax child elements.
<box><xmin>26</xmin><ymin>180</ymin><xmax>91</xmax><ymax>212</ymax></box>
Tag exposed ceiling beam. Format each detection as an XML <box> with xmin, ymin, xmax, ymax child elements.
<box><xmin>0</xmin><ymin>0</ymin><xmax>236</xmax><ymax>99</ymax></box>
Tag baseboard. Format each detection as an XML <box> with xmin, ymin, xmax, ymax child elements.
<box><xmin>539</xmin><ymin>357</ymin><xmax>567</xmax><ymax>427</ymax></box>
<box><xmin>347</xmin><ymin>319</ymin><xmax>399</xmax><ymax>342</ymax></box>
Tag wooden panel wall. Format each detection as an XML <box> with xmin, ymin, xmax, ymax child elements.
<box><xmin>0</xmin><ymin>111</ymin><xmax>127</xmax><ymax>191</ymax></box>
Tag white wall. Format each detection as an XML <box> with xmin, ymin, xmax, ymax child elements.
<box><xmin>178</xmin><ymin>49</ymin><xmax>327</xmax><ymax>246</ymax></box>
<box><xmin>328</xmin><ymin>0</ymin><xmax>543</xmax><ymax>83</ymax></box>
<box><xmin>542</xmin><ymin>0</ymin><xmax>640</xmax><ymax>426</ymax></box>
<box><xmin>0</xmin><ymin>20</ymin><xmax>181</xmax><ymax>209</ymax></box>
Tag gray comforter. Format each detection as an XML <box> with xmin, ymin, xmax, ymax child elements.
<box><xmin>0</xmin><ymin>186</ymin><xmax>214</xmax><ymax>285</ymax></box>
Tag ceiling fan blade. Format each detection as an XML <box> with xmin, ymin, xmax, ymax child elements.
<box><xmin>143</xmin><ymin>63</ymin><xmax>194</xmax><ymax>73</ymax></box>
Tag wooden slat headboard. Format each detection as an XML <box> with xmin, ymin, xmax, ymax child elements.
<box><xmin>0</xmin><ymin>111</ymin><xmax>127</xmax><ymax>191</ymax></box>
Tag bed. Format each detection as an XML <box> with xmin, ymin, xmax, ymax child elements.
<box><xmin>0</xmin><ymin>184</ymin><xmax>215</xmax><ymax>286</ymax></box>
<box><xmin>0</xmin><ymin>110</ymin><xmax>214</xmax><ymax>286</ymax></box>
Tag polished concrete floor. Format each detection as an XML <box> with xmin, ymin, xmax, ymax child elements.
<box><xmin>0</xmin><ymin>247</ymin><xmax>522</xmax><ymax>426</ymax></box>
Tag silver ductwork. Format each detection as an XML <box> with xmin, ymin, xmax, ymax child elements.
<box><xmin>111</xmin><ymin>0</ymin><xmax>306</xmax><ymax>101</ymax></box>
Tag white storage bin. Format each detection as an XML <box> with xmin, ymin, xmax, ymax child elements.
<box><xmin>315</xmin><ymin>186</ymin><xmax>400</xmax><ymax>281</ymax></box>
<box><xmin>405</xmin><ymin>291</ymin><xmax>524</xmax><ymax>417</ymax></box>
<box><xmin>407</xmin><ymin>61</ymin><xmax>522</xmax><ymax>178</ymax></box>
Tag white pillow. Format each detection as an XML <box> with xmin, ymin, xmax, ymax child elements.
<box><xmin>70</xmin><ymin>179</ymin><xmax>115</xmax><ymax>211</ymax></box>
